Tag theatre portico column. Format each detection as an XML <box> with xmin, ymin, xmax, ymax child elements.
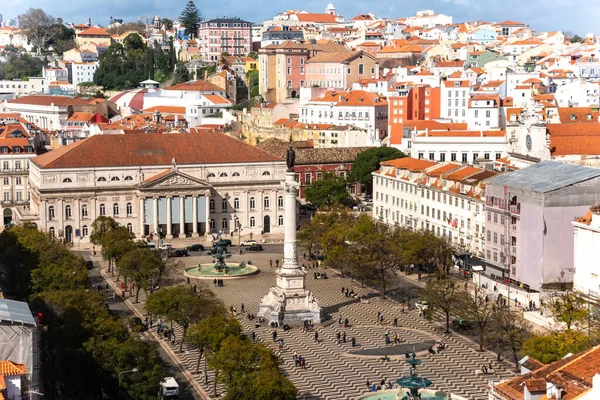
<box><xmin>205</xmin><ymin>193</ymin><xmax>210</xmax><ymax>237</ymax></box>
<box><xmin>138</xmin><ymin>197</ymin><xmax>145</xmax><ymax>238</ymax></box>
<box><xmin>192</xmin><ymin>195</ymin><xmax>199</xmax><ymax>238</ymax></box>
<box><xmin>178</xmin><ymin>196</ymin><xmax>185</xmax><ymax>238</ymax></box>
<box><xmin>152</xmin><ymin>197</ymin><xmax>159</xmax><ymax>237</ymax></box>
<box><xmin>166</xmin><ymin>196</ymin><xmax>173</xmax><ymax>239</ymax></box>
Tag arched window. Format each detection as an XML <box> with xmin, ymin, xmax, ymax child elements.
<box><xmin>65</xmin><ymin>205</ymin><xmax>72</xmax><ymax>219</ymax></box>
<box><xmin>262</xmin><ymin>171</ymin><xmax>271</xmax><ymax>176</ymax></box>
<box><xmin>221</xmin><ymin>199</ymin><xmax>227</xmax><ymax>211</ymax></box>
<box><xmin>127</xmin><ymin>223</ymin><xmax>133</xmax><ymax>233</ymax></box>
<box><xmin>49</xmin><ymin>227</ymin><xmax>55</xmax><ymax>237</ymax></box>
<box><xmin>264</xmin><ymin>197</ymin><xmax>270</xmax><ymax>209</ymax></box>
<box><xmin>234</xmin><ymin>198</ymin><xmax>240</xmax><ymax>210</ymax></box>
<box><xmin>97</xmin><ymin>177</ymin><xmax>106</xmax><ymax>182</ymax></box>
<box><xmin>113</xmin><ymin>203</ymin><xmax>119</xmax><ymax>216</ymax></box>
<box><xmin>111</xmin><ymin>176</ymin><xmax>120</xmax><ymax>181</ymax></box>
<box><xmin>207</xmin><ymin>173</ymin><xmax>215</xmax><ymax>178</ymax></box>
<box><xmin>209</xmin><ymin>219</ymin><xmax>215</xmax><ymax>229</ymax></box>
<box><xmin>222</xmin><ymin>218</ymin><xmax>228</xmax><ymax>229</ymax></box>
<box><xmin>81</xmin><ymin>204</ymin><xmax>88</xmax><ymax>218</ymax></box>
<box><xmin>219</xmin><ymin>173</ymin><xmax>228</xmax><ymax>177</ymax></box>
<box><xmin>99</xmin><ymin>204</ymin><xmax>106</xmax><ymax>216</ymax></box>
<box><xmin>209</xmin><ymin>199</ymin><xmax>215</xmax><ymax>211</ymax></box>
<box><xmin>278</xmin><ymin>215</ymin><xmax>284</xmax><ymax>226</ymax></box>
<box><xmin>278</xmin><ymin>196</ymin><xmax>284</xmax><ymax>208</ymax></box>
<box><xmin>250</xmin><ymin>217</ymin><xmax>256</xmax><ymax>227</ymax></box>
<box><xmin>124</xmin><ymin>176</ymin><xmax>133</xmax><ymax>181</ymax></box>
<box><xmin>249</xmin><ymin>197</ymin><xmax>255</xmax><ymax>210</ymax></box>
<box><xmin>63</xmin><ymin>178</ymin><xmax>72</xmax><ymax>183</ymax></box>
<box><xmin>82</xmin><ymin>225</ymin><xmax>88</xmax><ymax>237</ymax></box>
<box><xmin>126</xmin><ymin>203</ymin><xmax>133</xmax><ymax>216</ymax></box>
<box><xmin>48</xmin><ymin>206</ymin><xmax>55</xmax><ymax>220</ymax></box>
<box><xmin>232</xmin><ymin>172</ymin><xmax>240</xmax><ymax>177</ymax></box>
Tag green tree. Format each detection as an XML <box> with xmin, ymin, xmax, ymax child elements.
<box><xmin>489</xmin><ymin>309</ymin><xmax>532</xmax><ymax>371</ymax></box>
<box><xmin>20</xmin><ymin>8</ymin><xmax>56</xmax><ymax>55</ymax></box>
<box><xmin>46</xmin><ymin>23</ymin><xmax>75</xmax><ymax>54</ymax></box>
<box><xmin>455</xmin><ymin>287</ymin><xmax>496</xmax><ymax>351</ymax></box>
<box><xmin>119</xmin><ymin>248</ymin><xmax>166</xmax><ymax>302</ymax></box>
<box><xmin>169</xmin><ymin>38</ymin><xmax>176</xmax><ymax>72</ymax></box>
<box><xmin>247</xmin><ymin>51</ymin><xmax>258</xmax><ymax>59</ymax></box>
<box><xmin>348</xmin><ymin>147</ymin><xmax>406</xmax><ymax>187</ymax></box>
<box><xmin>0</xmin><ymin>53</ymin><xmax>44</xmax><ymax>80</ymax></box>
<box><xmin>305</xmin><ymin>172</ymin><xmax>349</xmax><ymax>208</ymax></box>
<box><xmin>186</xmin><ymin>314</ymin><xmax>240</xmax><ymax>383</ymax></box>
<box><xmin>161</xmin><ymin>18</ymin><xmax>174</xmax><ymax>30</ymax></box>
<box><xmin>522</xmin><ymin>330</ymin><xmax>593</xmax><ymax>364</ymax></box>
<box><xmin>173</xmin><ymin>62</ymin><xmax>190</xmax><ymax>84</ymax></box>
<box><xmin>401</xmin><ymin>230</ymin><xmax>453</xmax><ymax>276</ymax></box>
<box><xmin>180</xmin><ymin>0</ymin><xmax>202</xmax><ymax>36</ymax></box>
<box><xmin>548</xmin><ymin>292</ymin><xmax>589</xmax><ymax>330</ymax></box>
<box><xmin>146</xmin><ymin>285</ymin><xmax>221</xmax><ymax>352</ymax></box>
<box><xmin>224</xmin><ymin>368</ymin><xmax>297</xmax><ymax>400</ymax></box>
<box><xmin>419</xmin><ymin>278</ymin><xmax>462</xmax><ymax>333</ymax></box>
<box><xmin>570</xmin><ymin>34</ymin><xmax>585</xmax><ymax>43</ymax></box>
<box><xmin>348</xmin><ymin>215</ymin><xmax>403</xmax><ymax>298</ymax></box>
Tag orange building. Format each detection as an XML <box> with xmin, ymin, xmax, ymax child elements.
<box><xmin>388</xmin><ymin>86</ymin><xmax>440</xmax><ymax>147</ymax></box>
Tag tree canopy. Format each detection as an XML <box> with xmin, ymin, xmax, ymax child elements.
<box><xmin>305</xmin><ymin>172</ymin><xmax>349</xmax><ymax>208</ymax></box>
<box><xmin>0</xmin><ymin>53</ymin><xmax>44</xmax><ymax>80</ymax></box>
<box><xmin>348</xmin><ymin>147</ymin><xmax>406</xmax><ymax>187</ymax></box>
<box><xmin>547</xmin><ymin>292</ymin><xmax>589</xmax><ymax>330</ymax></box>
<box><xmin>522</xmin><ymin>330</ymin><xmax>593</xmax><ymax>364</ymax></box>
<box><xmin>180</xmin><ymin>1</ymin><xmax>202</xmax><ymax>36</ymax></box>
<box><xmin>20</xmin><ymin>8</ymin><xmax>56</xmax><ymax>55</ymax></box>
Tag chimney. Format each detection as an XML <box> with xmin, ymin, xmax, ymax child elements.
<box><xmin>425</xmin><ymin>128</ymin><xmax>429</xmax><ymax>136</ymax></box>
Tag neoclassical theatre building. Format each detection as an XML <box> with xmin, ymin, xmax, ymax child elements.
<box><xmin>19</xmin><ymin>132</ymin><xmax>287</xmax><ymax>243</ymax></box>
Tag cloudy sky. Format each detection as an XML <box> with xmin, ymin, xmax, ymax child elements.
<box><xmin>3</xmin><ymin>0</ymin><xmax>598</xmax><ymax>35</ymax></box>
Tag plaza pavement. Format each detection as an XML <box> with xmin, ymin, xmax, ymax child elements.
<box><xmin>96</xmin><ymin>239</ymin><xmax>516</xmax><ymax>400</ymax></box>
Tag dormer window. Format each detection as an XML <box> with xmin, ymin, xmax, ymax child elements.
<box><xmin>454</xmin><ymin>82</ymin><xmax>460</xmax><ymax>87</ymax></box>
<box><xmin>13</xmin><ymin>147</ymin><xmax>21</xmax><ymax>153</ymax></box>
<box><xmin>25</xmin><ymin>146</ymin><xmax>34</xmax><ymax>153</ymax></box>
<box><xmin>571</xmin><ymin>114</ymin><xmax>577</xmax><ymax>121</ymax></box>
<box><xmin>0</xmin><ymin>147</ymin><xmax>8</xmax><ymax>154</ymax></box>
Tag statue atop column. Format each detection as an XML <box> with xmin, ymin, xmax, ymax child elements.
<box><xmin>286</xmin><ymin>142</ymin><xmax>295</xmax><ymax>171</ymax></box>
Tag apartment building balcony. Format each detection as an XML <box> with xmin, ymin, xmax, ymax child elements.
<box><xmin>1</xmin><ymin>200</ymin><xmax>28</xmax><ymax>207</ymax></box>
<box><xmin>1</xmin><ymin>168</ymin><xmax>28</xmax><ymax>175</ymax></box>
<box><xmin>509</xmin><ymin>203</ymin><xmax>520</xmax><ymax>214</ymax></box>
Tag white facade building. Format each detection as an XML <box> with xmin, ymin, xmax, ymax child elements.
<box><xmin>441</xmin><ymin>80</ymin><xmax>471</xmax><ymax>123</ymax></box>
<box><xmin>22</xmin><ymin>132</ymin><xmax>287</xmax><ymax>243</ymax></box>
<box><xmin>372</xmin><ymin>157</ymin><xmax>496</xmax><ymax>254</ymax></box>
<box><xmin>299</xmin><ymin>89</ymin><xmax>388</xmax><ymax>146</ymax></box>
<box><xmin>70</xmin><ymin>62</ymin><xmax>98</xmax><ymax>86</ymax></box>
<box><xmin>572</xmin><ymin>206</ymin><xmax>600</xmax><ymax>299</ymax></box>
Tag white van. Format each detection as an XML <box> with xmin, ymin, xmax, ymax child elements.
<box><xmin>159</xmin><ymin>377</ymin><xmax>179</xmax><ymax>399</ymax></box>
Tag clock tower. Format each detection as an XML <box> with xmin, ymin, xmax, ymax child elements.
<box><xmin>507</xmin><ymin>100</ymin><xmax>551</xmax><ymax>168</ymax></box>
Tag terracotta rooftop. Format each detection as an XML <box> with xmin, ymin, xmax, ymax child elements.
<box><xmin>142</xmin><ymin>106</ymin><xmax>186</xmax><ymax>114</ymax></box>
<box><xmin>256</xmin><ymin>138</ymin><xmax>368</xmax><ymax>164</ymax></box>
<box><xmin>166</xmin><ymin>80</ymin><xmax>224</xmax><ymax>92</ymax></box>
<box><xmin>380</xmin><ymin>157</ymin><xmax>437</xmax><ymax>172</ymax></box>
<box><xmin>557</xmin><ymin>107</ymin><xmax>598</xmax><ymax>123</ymax></box>
<box><xmin>32</xmin><ymin>132</ymin><xmax>282</xmax><ymax>169</ymax></box>
<box><xmin>8</xmin><ymin>95</ymin><xmax>91</xmax><ymax>107</ymax></box>
<box><xmin>0</xmin><ymin>361</ymin><xmax>26</xmax><ymax>376</ymax></box>
<box><xmin>78</xmin><ymin>26</ymin><xmax>111</xmax><ymax>36</ymax></box>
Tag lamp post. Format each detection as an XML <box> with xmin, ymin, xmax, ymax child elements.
<box><xmin>118</xmin><ymin>368</ymin><xmax>138</xmax><ymax>400</ymax></box>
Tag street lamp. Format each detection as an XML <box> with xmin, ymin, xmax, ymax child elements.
<box><xmin>233</xmin><ymin>213</ymin><xmax>242</xmax><ymax>246</ymax></box>
<box><xmin>118</xmin><ymin>368</ymin><xmax>138</xmax><ymax>400</ymax></box>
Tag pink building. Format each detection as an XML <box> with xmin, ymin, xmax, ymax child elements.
<box><xmin>198</xmin><ymin>18</ymin><xmax>252</xmax><ymax>62</ymax></box>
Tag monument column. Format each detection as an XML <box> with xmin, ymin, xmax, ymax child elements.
<box><xmin>152</xmin><ymin>197</ymin><xmax>159</xmax><ymax>236</ymax></box>
<box><xmin>138</xmin><ymin>197</ymin><xmax>145</xmax><ymax>239</ymax></box>
<box><xmin>192</xmin><ymin>195</ymin><xmax>199</xmax><ymax>237</ymax></box>
<box><xmin>178</xmin><ymin>196</ymin><xmax>185</xmax><ymax>238</ymax></box>
<box><xmin>166</xmin><ymin>196</ymin><xmax>173</xmax><ymax>239</ymax></box>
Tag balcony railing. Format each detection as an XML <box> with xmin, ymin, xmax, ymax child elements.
<box><xmin>510</xmin><ymin>203</ymin><xmax>521</xmax><ymax>214</ymax></box>
<box><xmin>511</xmin><ymin>246</ymin><xmax>517</xmax><ymax>255</ymax></box>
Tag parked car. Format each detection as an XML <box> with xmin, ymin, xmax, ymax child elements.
<box><xmin>246</xmin><ymin>244</ymin><xmax>264</xmax><ymax>251</ymax></box>
<box><xmin>212</xmin><ymin>239</ymin><xmax>232</xmax><ymax>247</ymax></box>
<box><xmin>240</xmin><ymin>239</ymin><xmax>257</xmax><ymax>246</ymax></box>
<box><xmin>159</xmin><ymin>243</ymin><xmax>172</xmax><ymax>250</ymax></box>
<box><xmin>159</xmin><ymin>377</ymin><xmax>179</xmax><ymax>400</ymax></box>
<box><xmin>451</xmin><ymin>319</ymin><xmax>473</xmax><ymax>332</ymax></box>
<box><xmin>147</xmin><ymin>242</ymin><xmax>156</xmax><ymax>250</ymax></box>
<box><xmin>85</xmin><ymin>260</ymin><xmax>94</xmax><ymax>270</ymax></box>
<box><xmin>129</xmin><ymin>317</ymin><xmax>147</xmax><ymax>332</ymax></box>
<box><xmin>186</xmin><ymin>244</ymin><xmax>205</xmax><ymax>252</ymax></box>
<box><xmin>172</xmin><ymin>249</ymin><xmax>189</xmax><ymax>257</ymax></box>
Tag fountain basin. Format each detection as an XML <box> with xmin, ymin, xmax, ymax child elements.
<box><xmin>184</xmin><ymin>263</ymin><xmax>259</xmax><ymax>280</ymax></box>
<box><xmin>357</xmin><ymin>389</ymin><xmax>468</xmax><ymax>400</ymax></box>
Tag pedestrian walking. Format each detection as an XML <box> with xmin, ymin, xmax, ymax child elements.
<box><xmin>377</xmin><ymin>311</ymin><xmax>381</xmax><ymax>324</ymax></box>
<box><xmin>251</xmin><ymin>331</ymin><xmax>256</xmax><ymax>342</ymax></box>
<box><xmin>344</xmin><ymin>318</ymin><xmax>349</xmax><ymax>328</ymax></box>
<box><xmin>241</xmin><ymin>303</ymin><xmax>245</xmax><ymax>313</ymax></box>
<box><xmin>338</xmin><ymin>315</ymin><xmax>342</xmax><ymax>325</ymax></box>
<box><xmin>351</xmin><ymin>337</ymin><xmax>356</xmax><ymax>347</ymax></box>
<box><xmin>393</xmin><ymin>317</ymin><xmax>398</xmax><ymax>327</ymax></box>
<box><xmin>336</xmin><ymin>332</ymin><xmax>341</xmax><ymax>344</ymax></box>
<box><xmin>342</xmin><ymin>331</ymin><xmax>347</xmax><ymax>343</ymax></box>
<box><xmin>213</xmin><ymin>279</ymin><xmax>217</xmax><ymax>288</ymax></box>
<box><xmin>270</xmin><ymin>259</ymin><xmax>273</xmax><ymax>268</ymax></box>
<box><xmin>314</xmin><ymin>330</ymin><xmax>319</xmax><ymax>343</ymax></box>
<box><xmin>401</xmin><ymin>303</ymin><xmax>405</xmax><ymax>313</ymax></box>
<box><xmin>272</xmin><ymin>330</ymin><xmax>277</xmax><ymax>342</ymax></box>
<box><xmin>301</xmin><ymin>357</ymin><xmax>306</xmax><ymax>369</ymax></box>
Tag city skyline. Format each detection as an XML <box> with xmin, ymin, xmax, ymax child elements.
<box><xmin>2</xmin><ymin>0</ymin><xmax>598</xmax><ymax>36</ymax></box>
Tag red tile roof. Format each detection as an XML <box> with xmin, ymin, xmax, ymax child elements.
<box><xmin>32</xmin><ymin>132</ymin><xmax>282</xmax><ymax>169</ymax></box>
<box><xmin>380</xmin><ymin>157</ymin><xmax>436</xmax><ymax>172</ymax></box>
<box><xmin>204</xmin><ymin>94</ymin><xmax>233</xmax><ymax>105</ymax></box>
<box><xmin>142</xmin><ymin>106</ymin><xmax>186</xmax><ymax>114</ymax></box>
<box><xmin>8</xmin><ymin>95</ymin><xmax>90</xmax><ymax>107</ymax></box>
<box><xmin>0</xmin><ymin>361</ymin><xmax>26</xmax><ymax>376</ymax></box>
<box><xmin>166</xmin><ymin>80</ymin><xmax>224</xmax><ymax>92</ymax></box>
<box><xmin>78</xmin><ymin>26</ymin><xmax>111</xmax><ymax>36</ymax></box>
<box><xmin>295</xmin><ymin>13</ymin><xmax>337</xmax><ymax>23</ymax></box>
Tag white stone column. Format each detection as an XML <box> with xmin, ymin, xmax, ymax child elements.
<box><xmin>152</xmin><ymin>197</ymin><xmax>159</xmax><ymax>237</ymax></box>
<box><xmin>204</xmin><ymin>193</ymin><xmax>210</xmax><ymax>237</ymax></box>
<box><xmin>282</xmin><ymin>172</ymin><xmax>298</xmax><ymax>269</ymax></box>
<box><xmin>166</xmin><ymin>196</ymin><xmax>173</xmax><ymax>239</ymax></box>
<box><xmin>138</xmin><ymin>197</ymin><xmax>145</xmax><ymax>238</ymax></box>
<box><xmin>178</xmin><ymin>196</ymin><xmax>185</xmax><ymax>238</ymax></box>
<box><xmin>192</xmin><ymin>195</ymin><xmax>199</xmax><ymax>238</ymax></box>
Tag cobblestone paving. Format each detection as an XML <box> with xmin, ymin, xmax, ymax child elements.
<box><xmin>118</xmin><ymin>248</ymin><xmax>515</xmax><ymax>400</ymax></box>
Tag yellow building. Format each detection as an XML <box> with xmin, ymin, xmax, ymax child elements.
<box><xmin>76</xmin><ymin>26</ymin><xmax>112</xmax><ymax>47</ymax></box>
